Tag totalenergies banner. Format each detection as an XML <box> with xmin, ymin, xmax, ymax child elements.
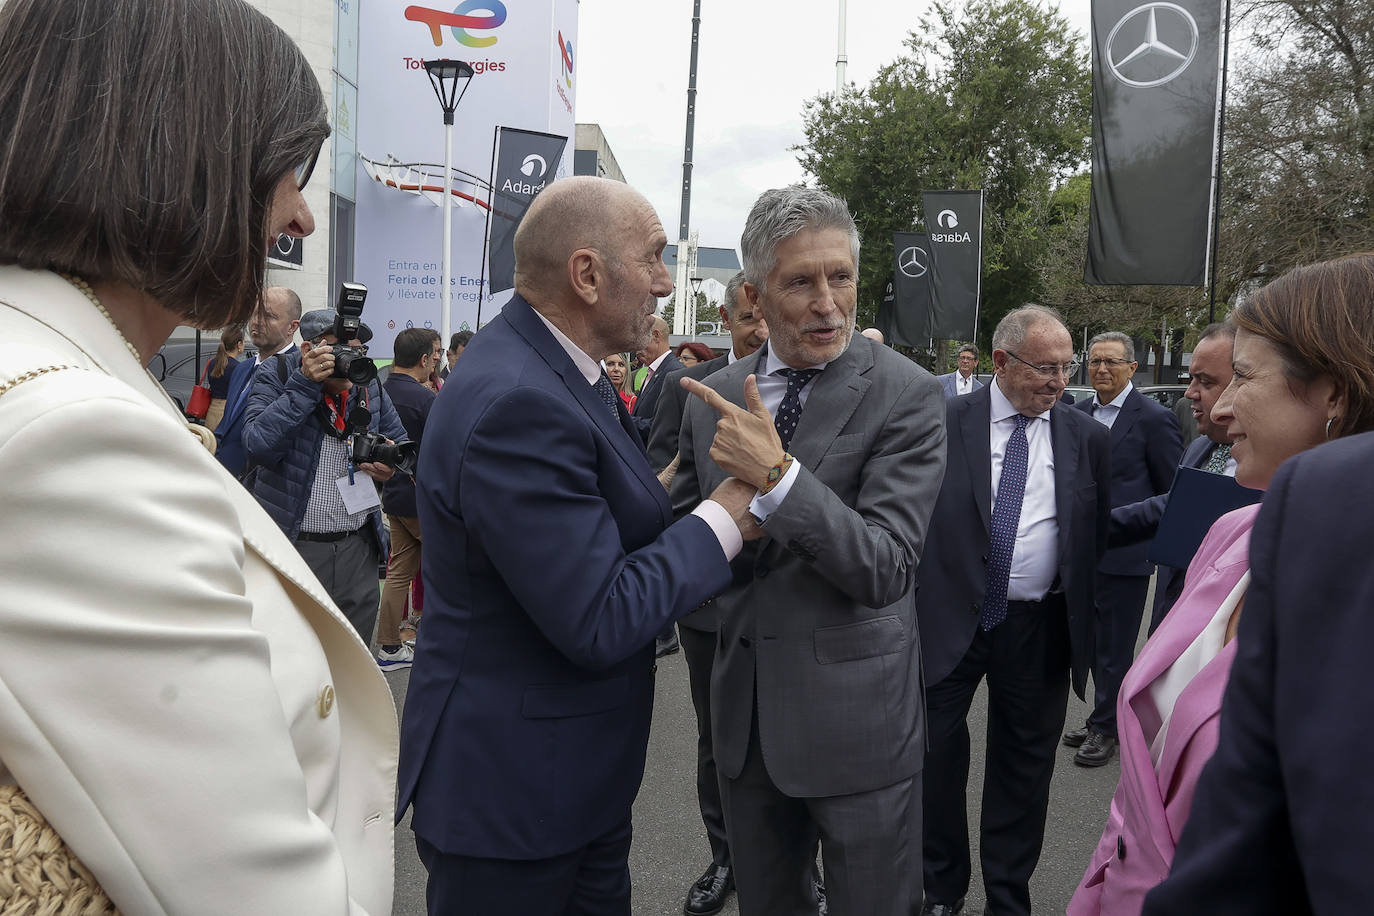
<box><xmin>356</xmin><ymin>0</ymin><xmax>578</xmax><ymax>357</ymax></box>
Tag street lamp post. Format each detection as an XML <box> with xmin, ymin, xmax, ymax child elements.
<box><xmin>422</xmin><ymin>59</ymin><xmax>475</xmax><ymax>350</ymax></box>
<box><xmin>690</xmin><ymin>276</ymin><xmax>703</xmax><ymax>341</ymax></box>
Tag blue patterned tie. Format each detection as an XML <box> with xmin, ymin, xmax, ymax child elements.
<box><xmin>593</xmin><ymin>372</ymin><xmax>621</xmax><ymax>421</ymax></box>
<box><xmin>773</xmin><ymin>368</ymin><xmax>821</xmax><ymax>450</ymax></box>
<box><xmin>982</xmin><ymin>414</ymin><xmax>1030</xmax><ymax>631</ymax></box>
<box><xmin>1203</xmin><ymin>442</ymin><xmax>1232</xmax><ymax>474</ymax></box>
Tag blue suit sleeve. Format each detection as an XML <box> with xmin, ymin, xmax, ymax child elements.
<box><xmin>242</xmin><ymin>357</ymin><xmax>323</xmax><ymax>466</ymax></box>
<box><xmin>1108</xmin><ymin>492</ymin><xmax>1170</xmax><ymax>548</ymax></box>
<box><xmin>461</xmin><ymin>385</ymin><xmax>732</xmax><ymax>669</ymax></box>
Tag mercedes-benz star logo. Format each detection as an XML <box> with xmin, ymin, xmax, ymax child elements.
<box><xmin>898</xmin><ymin>246</ymin><xmax>929</xmax><ymax>279</ymax></box>
<box><xmin>1107</xmin><ymin>2</ymin><xmax>1200</xmax><ymax>89</ymax></box>
<box><xmin>521</xmin><ymin>154</ymin><xmax>548</xmax><ymax>178</ymax></box>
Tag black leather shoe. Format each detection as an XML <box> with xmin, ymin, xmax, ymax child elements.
<box><xmin>1062</xmin><ymin>725</ymin><xmax>1090</xmax><ymax>748</ymax></box>
<box><xmin>920</xmin><ymin>898</ymin><xmax>965</xmax><ymax>916</ymax></box>
<box><xmin>655</xmin><ymin>633</ymin><xmax>681</xmax><ymax>658</ymax></box>
<box><xmin>1074</xmin><ymin>730</ymin><xmax>1119</xmax><ymax>767</ymax></box>
<box><xmin>683</xmin><ymin>864</ymin><xmax>733</xmax><ymax>916</ymax></box>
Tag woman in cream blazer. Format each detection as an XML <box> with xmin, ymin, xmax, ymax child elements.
<box><xmin>0</xmin><ymin>1</ymin><xmax>396</xmax><ymax>913</ymax></box>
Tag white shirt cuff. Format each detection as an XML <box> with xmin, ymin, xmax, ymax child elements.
<box><xmin>747</xmin><ymin>460</ymin><xmax>800</xmax><ymax>523</ymax></box>
<box><xmin>692</xmin><ymin>500</ymin><xmax>743</xmax><ymax>561</ymax></box>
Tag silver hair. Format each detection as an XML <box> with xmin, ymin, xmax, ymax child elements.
<box><xmin>722</xmin><ymin>270</ymin><xmax>747</xmax><ymax>318</ymax></box>
<box><xmin>991</xmin><ymin>304</ymin><xmax>1067</xmax><ymax>352</ymax></box>
<box><xmin>1087</xmin><ymin>331</ymin><xmax>1136</xmax><ymax>362</ymax></box>
<box><xmin>740</xmin><ymin>186</ymin><xmax>860</xmax><ymax>292</ymax></box>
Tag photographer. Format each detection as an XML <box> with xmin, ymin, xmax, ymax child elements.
<box><xmin>242</xmin><ymin>306</ymin><xmax>409</xmax><ymax>643</ymax></box>
<box><xmin>375</xmin><ymin>328</ymin><xmax>441</xmax><ymax>670</ymax></box>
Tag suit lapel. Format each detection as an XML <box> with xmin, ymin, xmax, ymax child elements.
<box><xmin>785</xmin><ymin>340</ymin><xmax>871</xmax><ymax>472</ymax></box>
<box><xmin>505</xmin><ymin>296</ymin><xmax>670</xmax><ymax>525</ymax></box>
<box><xmin>1110</xmin><ymin>389</ymin><xmax>1142</xmax><ymax>449</ymax></box>
<box><xmin>959</xmin><ymin>388</ymin><xmax>993</xmax><ymax>534</ymax></box>
<box><xmin>1051</xmin><ymin>403</ymin><xmax>1081</xmax><ymax>559</ymax></box>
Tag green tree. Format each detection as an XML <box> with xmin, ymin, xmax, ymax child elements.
<box><xmin>798</xmin><ymin>0</ymin><xmax>1091</xmax><ymax>357</ymax></box>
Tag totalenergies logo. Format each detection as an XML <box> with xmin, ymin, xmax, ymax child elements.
<box><xmin>405</xmin><ymin>1</ymin><xmax>507</xmax><ymax>48</ymax></box>
<box><xmin>557</xmin><ymin>30</ymin><xmax>574</xmax><ymax>88</ymax></box>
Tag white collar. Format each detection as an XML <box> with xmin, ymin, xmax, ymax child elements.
<box><xmin>533</xmin><ymin>310</ymin><xmax>602</xmax><ymax>386</ymax></box>
<box><xmin>1094</xmin><ymin>381</ymin><xmax>1133</xmax><ymax>410</ymax></box>
<box><xmin>990</xmin><ymin>376</ymin><xmax>1053</xmax><ymax>425</ymax></box>
<box><xmin>762</xmin><ymin>345</ymin><xmax>830</xmax><ymax>377</ymax></box>
<box><xmin>647</xmin><ymin>350</ymin><xmax>670</xmax><ymax>373</ymax></box>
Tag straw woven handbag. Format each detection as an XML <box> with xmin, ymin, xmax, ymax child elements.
<box><xmin>0</xmin><ymin>785</ymin><xmax>118</xmax><ymax>915</ymax></box>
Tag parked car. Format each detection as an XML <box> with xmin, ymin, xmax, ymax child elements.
<box><xmin>1063</xmin><ymin>386</ymin><xmax>1096</xmax><ymax>403</ymax></box>
<box><xmin>151</xmin><ymin>340</ymin><xmax>256</xmax><ymax>416</ymax></box>
<box><xmin>1136</xmin><ymin>384</ymin><xmax>1188</xmax><ymax>409</ymax></box>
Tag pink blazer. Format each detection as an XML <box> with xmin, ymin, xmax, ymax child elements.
<box><xmin>1068</xmin><ymin>504</ymin><xmax>1260</xmax><ymax>916</ymax></box>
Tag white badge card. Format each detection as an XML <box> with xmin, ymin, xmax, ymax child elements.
<box><xmin>336</xmin><ymin>473</ymin><xmax>382</xmax><ymax>514</ymax></box>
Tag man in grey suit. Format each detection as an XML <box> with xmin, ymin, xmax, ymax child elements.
<box><xmin>673</xmin><ymin>186</ymin><xmax>948</xmax><ymax>916</ymax></box>
<box><xmin>647</xmin><ymin>269</ymin><xmax>769</xmax><ymax>915</ymax></box>
<box><xmin>936</xmin><ymin>344</ymin><xmax>983</xmax><ymax>398</ymax></box>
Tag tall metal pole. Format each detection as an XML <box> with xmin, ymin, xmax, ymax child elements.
<box><xmin>673</xmin><ymin>0</ymin><xmax>703</xmax><ymax>334</ymax></box>
<box><xmin>1205</xmin><ymin>0</ymin><xmax>1233</xmax><ymax>325</ymax></box>
<box><xmin>441</xmin><ymin>119</ymin><xmax>454</xmax><ymax>349</ymax></box>
<box><xmin>836</xmin><ymin>0</ymin><xmax>848</xmax><ymax>93</ymax></box>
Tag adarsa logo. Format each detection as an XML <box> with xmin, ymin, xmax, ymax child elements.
<box><xmin>931</xmin><ymin>230</ymin><xmax>972</xmax><ymax>243</ymax></box>
<box><xmin>402</xmin><ymin>56</ymin><xmax>506</xmax><ymax>74</ymax></box>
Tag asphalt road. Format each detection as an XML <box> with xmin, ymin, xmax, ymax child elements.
<box><xmin>387</xmin><ymin>586</ymin><xmax>1149</xmax><ymax>915</ymax></box>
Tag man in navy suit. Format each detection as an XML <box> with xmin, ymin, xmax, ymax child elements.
<box><xmin>630</xmin><ymin>315</ymin><xmax>683</xmax><ymax>442</ymax></box>
<box><xmin>936</xmin><ymin>344</ymin><xmax>984</xmax><ymax>398</ymax></box>
<box><xmin>397</xmin><ymin>176</ymin><xmax>763</xmax><ymax>916</ymax></box>
<box><xmin>918</xmin><ymin>305</ymin><xmax>1110</xmax><ymax>916</ymax></box>
<box><xmin>1108</xmin><ymin>322</ymin><xmax>1238</xmax><ymax>633</ymax></box>
<box><xmin>214</xmin><ymin>285</ymin><xmax>300</xmax><ymax>476</ymax></box>
<box><xmin>1063</xmin><ymin>332</ymin><xmax>1182</xmax><ymax>767</ymax></box>
<box><xmin>1143</xmin><ymin>431</ymin><xmax>1374</xmax><ymax>915</ymax></box>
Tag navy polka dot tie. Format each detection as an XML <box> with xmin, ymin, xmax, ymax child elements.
<box><xmin>982</xmin><ymin>414</ymin><xmax>1030</xmax><ymax>631</ymax></box>
<box><xmin>593</xmin><ymin>372</ymin><xmax>621</xmax><ymax>421</ymax></box>
<box><xmin>774</xmin><ymin>368</ymin><xmax>821</xmax><ymax>450</ymax></box>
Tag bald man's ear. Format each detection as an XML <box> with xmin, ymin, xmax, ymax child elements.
<box><xmin>568</xmin><ymin>248</ymin><xmax>604</xmax><ymax>306</ymax></box>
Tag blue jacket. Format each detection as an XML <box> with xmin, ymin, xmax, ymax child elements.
<box><xmin>214</xmin><ymin>346</ymin><xmax>297</xmax><ymax>476</ymax></box>
<box><xmin>241</xmin><ymin>351</ymin><xmax>408</xmax><ymax>544</ymax></box>
<box><xmin>936</xmin><ymin>370</ymin><xmax>984</xmax><ymax>399</ymax></box>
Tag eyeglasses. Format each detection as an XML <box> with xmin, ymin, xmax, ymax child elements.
<box><xmin>1088</xmin><ymin>357</ymin><xmax>1134</xmax><ymax>369</ymax></box>
<box><xmin>293</xmin><ymin>145</ymin><xmax>322</xmax><ymax>191</ymax></box>
<box><xmin>1005</xmin><ymin>350</ymin><xmax>1080</xmax><ymax>379</ymax></box>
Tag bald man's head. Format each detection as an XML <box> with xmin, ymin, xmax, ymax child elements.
<box><xmin>638</xmin><ymin>315</ymin><xmax>670</xmax><ymax>364</ymax></box>
<box><xmin>514</xmin><ymin>176</ymin><xmax>673</xmax><ymax>357</ymax></box>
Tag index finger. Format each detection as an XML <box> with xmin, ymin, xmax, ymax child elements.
<box><xmin>681</xmin><ymin>375</ymin><xmax>741</xmax><ymax>417</ymax></box>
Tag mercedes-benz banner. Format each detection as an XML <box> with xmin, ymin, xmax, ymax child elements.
<box><xmin>921</xmin><ymin>190</ymin><xmax>984</xmax><ymax>340</ymax></box>
<box><xmin>486</xmin><ymin>128</ymin><xmax>568</xmax><ymax>296</ymax></box>
<box><xmin>1086</xmin><ymin>0</ymin><xmax>1225</xmax><ymax>285</ymax></box>
<box><xmin>889</xmin><ymin>234</ymin><xmax>933</xmax><ymax>347</ymax></box>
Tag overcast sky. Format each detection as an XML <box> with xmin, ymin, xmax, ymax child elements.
<box><xmin>575</xmin><ymin>0</ymin><xmax>1094</xmax><ymax>256</ymax></box>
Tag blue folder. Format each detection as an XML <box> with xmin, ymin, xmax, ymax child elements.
<box><xmin>1149</xmin><ymin>466</ymin><xmax>1262</xmax><ymax>568</ymax></box>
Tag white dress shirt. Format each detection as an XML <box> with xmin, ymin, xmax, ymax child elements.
<box><xmin>989</xmin><ymin>379</ymin><xmax>1059</xmax><ymax>601</ymax></box>
<box><xmin>1090</xmin><ymin>381</ymin><xmax>1133</xmax><ymax>429</ymax></box>
<box><xmin>254</xmin><ymin>340</ymin><xmax>296</xmax><ymax>366</ymax></box>
<box><xmin>956</xmin><ymin>371</ymin><xmax>976</xmax><ymax>396</ymax></box>
<box><xmin>747</xmin><ymin>346</ymin><xmax>831</xmax><ymax>521</ymax></box>
<box><xmin>534</xmin><ymin>311</ymin><xmax>742</xmax><ymax>560</ymax></box>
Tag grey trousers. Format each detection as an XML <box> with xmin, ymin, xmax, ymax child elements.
<box><xmin>295</xmin><ymin>530</ymin><xmax>382</xmax><ymax>644</ymax></box>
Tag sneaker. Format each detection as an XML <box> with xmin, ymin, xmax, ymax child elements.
<box><xmin>377</xmin><ymin>643</ymin><xmax>415</xmax><ymax>671</ymax></box>
<box><xmin>404</xmin><ymin>636</ymin><xmax>416</xmax><ymax>649</ymax></box>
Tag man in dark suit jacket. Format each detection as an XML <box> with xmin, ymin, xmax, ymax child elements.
<box><xmin>214</xmin><ymin>285</ymin><xmax>300</xmax><ymax>477</ymax></box>
<box><xmin>918</xmin><ymin>305</ymin><xmax>1110</xmax><ymax>916</ymax></box>
<box><xmin>397</xmin><ymin>177</ymin><xmax>761</xmax><ymax>916</ymax></box>
<box><xmin>1063</xmin><ymin>332</ymin><xmax>1182</xmax><ymax>767</ymax></box>
<box><xmin>1143</xmin><ymin>431</ymin><xmax>1374</xmax><ymax>916</ymax></box>
<box><xmin>630</xmin><ymin>315</ymin><xmax>682</xmax><ymax>441</ymax></box>
<box><xmin>673</xmin><ymin>187</ymin><xmax>948</xmax><ymax>916</ymax></box>
<box><xmin>645</xmin><ymin>269</ymin><xmax>769</xmax><ymax>915</ymax></box>
<box><xmin>1109</xmin><ymin>322</ymin><xmax>1238</xmax><ymax>634</ymax></box>
<box><xmin>936</xmin><ymin>343</ymin><xmax>984</xmax><ymax>398</ymax></box>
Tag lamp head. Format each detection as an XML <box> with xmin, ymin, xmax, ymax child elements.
<box><xmin>422</xmin><ymin>59</ymin><xmax>475</xmax><ymax>124</ymax></box>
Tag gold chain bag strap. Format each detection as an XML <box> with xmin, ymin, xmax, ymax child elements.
<box><xmin>0</xmin><ymin>365</ymin><xmax>119</xmax><ymax>914</ymax></box>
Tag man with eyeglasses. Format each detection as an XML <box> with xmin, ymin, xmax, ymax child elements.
<box><xmin>937</xmin><ymin>344</ymin><xmax>984</xmax><ymax>398</ymax></box>
<box><xmin>917</xmin><ymin>304</ymin><xmax>1111</xmax><ymax>916</ymax></box>
<box><xmin>240</xmin><ymin>308</ymin><xmax>409</xmax><ymax>645</ymax></box>
<box><xmin>1063</xmin><ymin>332</ymin><xmax>1182</xmax><ymax>768</ymax></box>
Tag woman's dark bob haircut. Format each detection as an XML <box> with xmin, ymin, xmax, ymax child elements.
<box><xmin>0</xmin><ymin>0</ymin><xmax>330</xmax><ymax>328</ymax></box>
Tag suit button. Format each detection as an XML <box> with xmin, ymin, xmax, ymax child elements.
<box><xmin>317</xmin><ymin>684</ymin><xmax>335</xmax><ymax>719</ymax></box>
<box><xmin>1117</xmin><ymin>836</ymin><xmax>1126</xmax><ymax>861</ymax></box>
<box><xmin>739</xmin><ymin>636</ymin><xmax>752</xmax><ymax>648</ymax></box>
<box><xmin>982</xmin><ymin>554</ymin><xmax>989</xmax><ymax>564</ymax></box>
